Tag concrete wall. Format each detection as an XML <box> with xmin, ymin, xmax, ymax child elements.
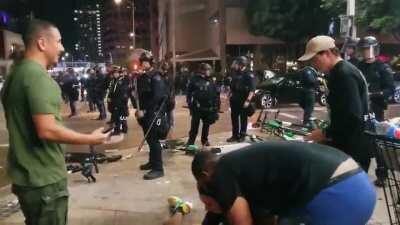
<box><xmin>174</xmin><ymin>0</ymin><xmax>208</xmax><ymax>53</ymax></box>
<box><xmin>157</xmin><ymin>0</ymin><xmax>220</xmax><ymax>56</ymax></box>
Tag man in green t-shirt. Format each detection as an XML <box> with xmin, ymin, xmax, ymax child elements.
<box><xmin>0</xmin><ymin>19</ymin><xmax>109</xmax><ymax>225</ymax></box>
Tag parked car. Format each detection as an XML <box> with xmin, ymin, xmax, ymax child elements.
<box><xmin>253</xmin><ymin>74</ymin><xmax>327</xmax><ymax>109</ymax></box>
<box><xmin>390</xmin><ymin>72</ymin><xmax>400</xmax><ymax>104</ymax></box>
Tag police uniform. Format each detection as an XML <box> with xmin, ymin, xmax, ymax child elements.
<box><xmin>358</xmin><ymin>61</ymin><xmax>395</xmax><ymax>121</ymax></box>
<box><xmin>229</xmin><ymin>70</ymin><xmax>256</xmax><ymax>141</ymax></box>
<box><xmin>109</xmin><ymin>75</ymin><xmax>130</xmax><ymax>134</ymax></box>
<box><xmin>137</xmin><ymin>69</ymin><xmax>168</xmax><ymax>175</ymax></box>
<box><xmin>299</xmin><ymin>66</ymin><xmax>319</xmax><ymax>126</ymax></box>
<box><xmin>86</xmin><ymin>72</ymin><xmax>97</xmax><ymax>112</ymax></box>
<box><xmin>61</xmin><ymin>72</ymin><xmax>80</xmax><ymax>116</ymax></box>
<box><xmin>186</xmin><ymin>73</ymin><xmax>220</xmax><ymax>146</ymax></box>
<box><xmin>93</xmin><ymin>71</ymin><xmax>107</xmax><ymax>120</ymax></box>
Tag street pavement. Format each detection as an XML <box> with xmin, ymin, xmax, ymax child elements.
<box><xmin>0</xmin><ymin>96</ymin><xmax>398</xmax><ymax>224</ymax></box>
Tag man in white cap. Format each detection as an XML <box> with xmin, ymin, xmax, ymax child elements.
<box><xmin>298</xmin><ymin>35</ymin><xmax>371</xmax><ymax>172</ymax></box>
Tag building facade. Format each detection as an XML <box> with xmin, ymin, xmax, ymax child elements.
<box><xmin>102</xmin><ymin>0</ymin><xmax>150</xmax><ymax>64</ymax></box>
<box><xmin>154</xmin><ymin>0</ymin><xmax>283</xmax><ymax>74</ymax></box>
<box><xmin>73</xmin><ymin>1</ymin><xmax>104</xmax><ymax>62</ymax></box>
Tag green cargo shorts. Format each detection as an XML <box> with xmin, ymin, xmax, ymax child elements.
<box><xmin>12</xmin><ymin>178</ymin><xmax>69</xmax><ymax>225</ymax></box>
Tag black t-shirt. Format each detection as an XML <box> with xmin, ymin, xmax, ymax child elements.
<box><xmin>325</xmin><ymin>60</ymin><xmax>371</xmax><ymax>162</ymax></box>
<box><xmin>210</xmin><ymin>141</ymin><xmax>349</xmax><ymax>216</ymax></box>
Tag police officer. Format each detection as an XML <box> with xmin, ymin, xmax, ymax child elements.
<box><xmin>357</xmin><ymin>36</ymin><xmax>395</xmax><ymax>187</ymax></box>
<box><xmin>86</xmin><ymin>68</ymin><xmax>97</xmax><ymax>112</ymax></box>
<box><xmin>109</xmin><ymin>69</ymin><xmax>130</xmax><ymax>135</ymax></box>
<box><xmin>357</xmin><ymin>36</ymin><xmax>395</xmax><ymax>122</ymax></box>
<box><xmin>186</xmin><ymin>63</ymin><xmax>220</xmax><ymax>147</ymax></box>
<box><xmin>298</xmin><ymin>65</ymin><xmax>319</xmax><ymax>127</ymax></box>
<box><xmin>227</xmin><ymin>56</ymin><xmax>256</xmax><ymax>142</ymax></box>
<box><xmin>93</xmin><ymin>67</ymin><xmax>108</xmax><ymax>120</ymax></box>
<box><xmin>62</xmin><ymin>68</ymin><xmax>80</xmax><ymax>117</ymax></box>
<box><xmin>345</xmin><ymin>38</ymin><xmax>360</xmax><ymax>67</ymax></box>
<box><xmin>135</xmin><ymin>51</ymin><xmax>168</xmax><ymax>180</ymax></box>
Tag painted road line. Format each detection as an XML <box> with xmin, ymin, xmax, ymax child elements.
<box><xmin>279</xmin><ymin>113</ymin><xmax>298</xmax><ymax>119</ymax></box>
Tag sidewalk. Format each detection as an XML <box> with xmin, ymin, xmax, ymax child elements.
<box><xmin>0</xmin><ymin>129</ymin><xmax>393</xmax><ymax>225</ymax></box>
<box><xmin>0</xmin><ymin>96</ymin><xmax>393</xmax><ymax>224</ymax></box>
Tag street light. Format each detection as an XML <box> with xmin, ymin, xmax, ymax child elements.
<box><xmin>114</xmin><ymin>0</ymin><xmax>135</xmax><ymax>50</ymax></box>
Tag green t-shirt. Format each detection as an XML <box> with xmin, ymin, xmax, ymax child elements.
<box><xmin>1</xmin><ymin>59</ymin><xmax>67</xmax><ymax>187</ymax></box>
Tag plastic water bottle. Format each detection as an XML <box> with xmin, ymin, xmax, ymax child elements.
<box><xmin>386</xmin><ymin>125</ymin><xmax>400</xmax><ymax>139</ymax></box>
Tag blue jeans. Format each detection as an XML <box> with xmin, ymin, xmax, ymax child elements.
<box><xmin>283</xmin><ymin>171</ymin><xmax>376</xmax><ymax>225</ymax></box>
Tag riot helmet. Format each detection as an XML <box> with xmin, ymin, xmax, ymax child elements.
<box><xmin>199</xmin><ymin>63</ymin><xmax>212</xmax><ymax>77</ymax></box>
<box><xmin>358</xmin><ymin>36</ymin><xmax>380</xmax><ymax>61</ymax></box>
<box><xmin>236</xmin><ymin>56</ymin><xmax>249</xmax><ymax>67</ymax></box>
<box><xmin>139</xmin><ymin>50</ymin><xmax>154</xmax><ymax>65</ymax></box>
<box><xmin>139</xmin><ymin>50</ymin><xmax>154</xmax><ymax>71</ymax></box>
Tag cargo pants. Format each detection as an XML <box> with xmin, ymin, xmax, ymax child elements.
<box><xmin>12</xmin><ymin>178</ymin><xmax>69</xmax><ymax>225</ymax></box>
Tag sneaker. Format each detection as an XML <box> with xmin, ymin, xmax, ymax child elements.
<box><xmin>139</xmin><ymin>162</ymin><xmax>152</xmax><ymax>171</ymax></box>
<box><xmin>167</xmin><ymin>196</ymin><xmax>192</xmax><ymax>215</ymax></box>
<box><xmin>226</xmin><ymin>136</ymin><xmax>238</xmax><ymax>142</ymax></box>
<box><xmin>143</xmin><ymin>170</ymin><xmax>164</xmax><ymax>180</ymax></box>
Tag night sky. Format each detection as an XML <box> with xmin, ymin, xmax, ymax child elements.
<box><xmin>0</xmin><ymin>0</ymin><xmax>77</xmax><ymax>52</ymax></box>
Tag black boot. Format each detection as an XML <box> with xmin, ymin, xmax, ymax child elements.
<box><xmin>226</xmin><ymin>136</ymin><xmax>239</xmax><ymax>142</ymax></box>
<box><xmin>143</xmin><ymin>170</ymin><xmax>164</xmax><ymax>180</ymax></box>
<box><xmin>139</xmin><ymin>162</ymin><xmax>152</xmax><ymax>170</ymax></box>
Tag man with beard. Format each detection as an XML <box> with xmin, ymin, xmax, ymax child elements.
<box><xmin>1</xmin><ymin>19</ymin><xmax>109</xmax><ymax>225</ymax></box>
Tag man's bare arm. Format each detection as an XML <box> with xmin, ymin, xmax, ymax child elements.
<box><xmin>33</xmin><ymin>114</ymin><xmax>108</xmax><ymax>145</ymax></box>
<box><xmin>227</xmin><ymin>197</ymin><xmax>253</xmax><ymax>225</ymax></box>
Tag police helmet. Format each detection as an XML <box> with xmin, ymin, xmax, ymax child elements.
<box><xmin>230</xmin><ymin>59</ymin><xmax>239</xmax><ymax>69</ymax></box>
<box><xmin>199</xmin><ymin>63</ymin><xmax>212</xmax><ymax>72</ymax></box>
<box><xmin>358</xmin><ymin>36</ymin><xmax>380</xmax><ymax>58</ymax></box>
<box><xmin>346</xmin><ymin>38</ymin><xmax>359</xmax><ymax>48</ymax></box>
<box><xmin>236</xmin><ymin>56</ymin><xmax>249</xmax><ymax>67</ymax></box>
<box><xmin>139</xmin><ymin>50</ymin><xmax>154</xmax><ymax>65</ymax></box>
<box><xmin>358</xmin><ymin>36</ymin><xmax>379</xmax><ymax>48</ymax></box>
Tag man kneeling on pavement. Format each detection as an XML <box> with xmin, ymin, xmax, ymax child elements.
<box><xmin>190</xmin><ymin>142</ymin><xmax>376</xmax><ymax>225</ymax></box>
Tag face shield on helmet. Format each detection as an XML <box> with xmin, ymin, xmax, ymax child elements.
<box><xmin>358</xmin><ymin>36</ymin><xmax>380</xmax><ymax>61</ymax></box>
<box><xmin>231</xmin><ymin>60</ymin><xmax>239</xmax><ymax>71</ymax></box>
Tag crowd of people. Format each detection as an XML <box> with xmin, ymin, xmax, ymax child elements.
<box><xmin>2</xmin><ymin>19</ymin><xmax>399</xmax><ymax>225</ymax></box>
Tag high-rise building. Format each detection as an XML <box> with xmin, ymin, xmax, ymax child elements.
<box><xmin>102</xmin><ymin>0</ymin><xmax>150</xmax><ymax>64</ymax></box>
<box><xmin>73</xmin><ymin>1</ymin><xmax>103</xmax><ymax>62</ymax></box>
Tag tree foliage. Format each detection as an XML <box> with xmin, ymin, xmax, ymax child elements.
<box><xmin>321</xmin><ymin>0</ymin><xmax>400</xmax><ymax>40</ymax></box>
<box><xmin>246</xmin><ymin>0</ymin><xmax>332</xmax><ymax>42</ymax></box>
